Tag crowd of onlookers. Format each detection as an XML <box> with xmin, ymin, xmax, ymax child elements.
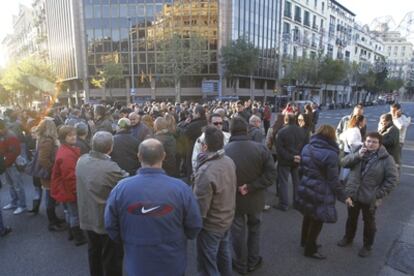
<box><xmin>0</xmin><ymin>99</ymin><xmax>411</xmax><ymax>275</ymax></box>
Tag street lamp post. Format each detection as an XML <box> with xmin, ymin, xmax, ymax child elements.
<box><xmin>128</xmin><ymin>17</ymin><xmax>136</xmax><ymax>104</ymax></box>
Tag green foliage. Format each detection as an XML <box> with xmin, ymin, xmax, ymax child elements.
<box><xmin>91</xmin><ymin>63</ymin><xmax>124</xmax><ymax>99</ymax></box>
<box><xmin>284</xmin><ymin>57</ymin><xmax>320</xmax><ymax>85</ymax></box>
<box><xmin>318</xmin><ymin>58</ymin><xmax>348</xmax><ymax>85</ymax></box>
<box><xmin>157</xmin><ymin>33</ymin><xmax>210</xmax><ymax>101</ymax></box>
<box><xmin>0</xmin><ymin>57</ymin><xmax>56</xmax><ymax>105</ymax></box>
<box><xmin>384</xmin><ymin>78</ymin><xmax>404</xmax><ymax>92</ymax></box>
<box><xmin>92</xmin><ymin>63</ymin><xmax>124</xmax><ymax>89</ymax></box>
<box><xmin>221</xmin><ymin>37</ymin><xmax>259</xmax><ymax>80</ymax></box>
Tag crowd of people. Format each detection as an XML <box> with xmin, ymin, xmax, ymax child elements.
<box><xmin>0</xmin><ymin>99</ymin><xmax>411</xmax><ymax>275</ymax></box>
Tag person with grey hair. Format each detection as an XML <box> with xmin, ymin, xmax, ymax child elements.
<box><xmin>129</xmin><ymin>112</ymin><xmax>151</xmax><ymax>143</ymax></box>
<box><xmin>105</xmin><ymin>139</ymin><xmax>202</xmax><ymax>276</ymax></box>
<box><xmin>248</xmin><ymin>115</ymin><xmax>264</xmax><ymax>143</ymax></box>
<box><xmin>76</xmin><ymin>131</ymin><xmax>128</xmax><ymax>276</ymax></box>
<box><xmin>75</xmin><ymin>122</ymin><xmax>90</xmax><ymax>155</ymax></box>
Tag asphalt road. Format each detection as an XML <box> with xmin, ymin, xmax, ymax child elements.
<box><xmin>1</xmin><ymin>103</ymin><xmax>413</xmax><ymax>276</ymax></box>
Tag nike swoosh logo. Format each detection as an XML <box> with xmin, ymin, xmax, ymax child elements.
<box><xmin>141</xmin><ymin>206</ymin><xmax>160</xmax><ymax>214</ymax></box>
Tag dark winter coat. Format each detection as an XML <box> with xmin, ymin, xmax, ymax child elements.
<box><xmin>51</xmin><ymin>144</ymin><xmax>81</xmax><ymax>203</ymax></box>
<box><xmin>183</xmin><ymin>118</ymin><xmax>207</xmax><ymax>173</ymax></box>
<box><xmin>111</xmin><ymin>129</ymin><xmax>140</xmax><ymax>176</ymax></box>
<box><xmin>379</xmin><ymin>123</ymin><xmax>400</xmax><ymax>164</ymax></box>
<box><xmin>297</xmin><ymin>135</ymin><xmax>340</xmax><ymax>223</ymax></box>
<box><xmin>94</xmin><ymin>117</ymin><xmax>113</xmax><ymax>134</ymax></box>
<box><xmin>276</xmin><ymin>124</ymin><xmax>307</xmax><ymax>167</ymax></box>
<box><xmin>341</xmin><ymin>145</ymin><xmax>398</xmax><ymax>206</ymax></box>
<box><xmin>248</xmin><ymin>126</ymin><xmax>264</xmax><ymax>143</ymax></box>
<box><xmin>131</xmin><ymin>123</ymin><xmax>151</xmax><ymax>143</ymax></box>
<box><xmin>76</xmin><ymin>138</ymin><xmax>91</xmax><ymax>155</ymax></box>
<box><xmin>183</xmin><ymin>118</ymin><xmax>208</xmax><ymax>148</ymax></box>
<box><xmin>154</xmin><ymin>130</ymin><xmax>178</xmax><ymax>177</ymax></box>
<box><xmin>225</xmin><ymin>135</ymin><xmax>277</xmax><ymax>214</ymax></box>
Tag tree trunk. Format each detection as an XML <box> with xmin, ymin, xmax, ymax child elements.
<box><xmin>175</xmin><ymin>79</ymin><xmax>181</xmax><ymax>103</ymax></box>
<box><xmin>109</xmin><ymin>81</ymin><xmax>113</xmax><ymax>101</ymax></box>
<box><xmin>103</xmin><ymin>87</ymin><xmax>107</xmax><ymax>101</ymax></box>
<box><xmin>250</xmin><ymin>75</ymin><xmax>254</xmax><ymax>100</ymax></box>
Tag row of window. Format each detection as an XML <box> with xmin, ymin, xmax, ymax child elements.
<box><xmin>284</xmin><ymin>1</ymin><xmax>324</xmax><ymax>31</ymax></box>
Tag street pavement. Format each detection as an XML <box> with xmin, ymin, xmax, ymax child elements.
<box><xmin>1</xmin><ymin>103</ymin><xmax>414</xmax><ymax>276</ymax></box>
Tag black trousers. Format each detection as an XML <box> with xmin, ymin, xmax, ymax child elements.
<box><xmin>264</xmin><ymin>120</ymin><xmax>270</xmax><ymax>136</ymax></box>
<box><xmin>301</xmin><ymin>215</ymin><xmax>323</xmax><ymax>255</ymax></box>
<box><xmin>86</xmin><ymin>230</ymin><xmax>123</xmax><ymax>276</ymax></box>
<box><xmin>344</xmin><ymin>201</ymin><xmax>377</xmax><ymax>248</ymax></box>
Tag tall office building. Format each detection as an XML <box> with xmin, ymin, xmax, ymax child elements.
<box><xmin>44</xmin><ymin>0</ymin><xmax>282</xmax><ymax>102</ymax></box>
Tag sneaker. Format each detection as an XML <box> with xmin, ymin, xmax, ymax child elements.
<box><xmin>337</xmin><ymin>237</ymin><xmax>352</xmax><ymax>247</ymax></box>
<box><xmin>0</xmin><ymin>227</ymin><xmax>12</xmax><ymax>237</ymax></box>
<box><xmin>358</xmin><ymin>246</ymin><xmax>372</xmax><ymax>257</ymax></box>
<box><xmin>263</xmin><ymin>204</ymin><xmax>271</xmax><ymax>211</ymax></box>
<box><xmin>2</xmin><ymin>204</ymin><xmax>17</xmax><ymax>211</ymax></box>
<box><xmin>13</xmin><ymin>207</ymin><xmax>26</xmax><ymax>215</ymax></box>
<box><xmin>304</xmin><ymin>251</ymin><xmax>327</xmax><ymax>260</ymax></box>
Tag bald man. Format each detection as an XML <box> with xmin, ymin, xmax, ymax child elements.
<box><xmin>104</xmin><ymin>139</ymin><xmax>202</xmax><ymax>276</ymax></box>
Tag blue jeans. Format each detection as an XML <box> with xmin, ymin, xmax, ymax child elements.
<box><xmin>63</xmin><ymin>202</ymin><xmax>80</xmax><ymax>227</ymax></box>
<box><xmin>1</xmin><ymin>165</ymin><xmax>26</xmax><ymax>208</ymax></box>
<box><xmin>197</xmin><ymin>229</ymin><xmax>232</xmax><ymax>276</ymax></box>
<box><xmin>0</xmin><ymin>200</ymin><xmax>5</xmax><ymax>234</ymax></box>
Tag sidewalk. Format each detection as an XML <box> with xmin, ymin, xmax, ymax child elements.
<box><xmin>379</xmin><ymin>212</ymin><xmax>414</xmax><ymax>275</ymax></box>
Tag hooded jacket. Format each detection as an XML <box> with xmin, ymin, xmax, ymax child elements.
<box><xmin>341</xmin><ymin>145</ymin><xmax>398</xmax><ymax>206</ymax></box>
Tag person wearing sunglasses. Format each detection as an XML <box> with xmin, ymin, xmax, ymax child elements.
<box><xmin>191</xmin><ymin>113</ymin><xmax>231</xmax><ymax>173</ymax></box>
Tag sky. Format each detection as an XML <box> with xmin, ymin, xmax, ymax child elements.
<box><xmin>0</xmin><ymin>0</ymin><xmax>413</xmax><ymax>67</ymax></box>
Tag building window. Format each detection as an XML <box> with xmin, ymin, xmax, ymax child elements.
<box><xmin>304</xmin><ymin>11</ymin><xmax>310</xmax><ymax>26</ymax></box>
<box><xmin>312</xmin><ymin>15</ymin><xmax>317</xmax><ymax>29</ymax></box>
<box><xmin>283</xmin><ymin>22</ymin><xmax>290</xmax><ymax>34</ymax></box>
<box><xmin>293</xmin><ymin>27</ymin><xmax>300</xmax><ymax>41</ymax></box>
<box><xmin>294</xmin><ymin>6</ymin><xmax>302</xmax><ymax>23</ymax></box>
<box><xmin>284</xmin><ymin>1</ymin><xmax>292</xmax><ymax>18</ymax></box>
<box><xmin>314</xmin><ymin>0</ymin><xmax>318</xmax><ymax>8</ymax></box>
<box><xmin>327</xmin><ymin>44</ymin><xmax>333</xmax><ymax>58</ymax></box>
<box><xmin>322</xmin><ymin>2</ymin><xmax>325</xmax><ymax>12</ymax></box>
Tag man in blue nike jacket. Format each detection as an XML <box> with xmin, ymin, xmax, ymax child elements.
<box><xmin>105</xmin><ymin>138</ymin><xmax>202</xmax><ymax>276</ymax></box>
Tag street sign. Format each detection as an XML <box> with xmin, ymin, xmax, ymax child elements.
<box><xmin>130</xmin><ymin>88</ymin><xmax>136</xmax><ymax>95</ymax></box>
<box><xmin>202</xmin><ymin>80</ymin><xmax>218</xmax><ymax>93</ymax></box>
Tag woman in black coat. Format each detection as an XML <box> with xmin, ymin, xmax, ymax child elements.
<box><xmin>154</xmin><ymin>117</ymin><xmax>178</xmax><ymax>177</ymax></box>
<box><xmin>297</xmin><ymin>124</ymin><xmax>340</xmax><ymax>259</ymax></box>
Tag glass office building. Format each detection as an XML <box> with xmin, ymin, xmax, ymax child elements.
<box><xmin>46</xmin><ymin>0</ymin><xmax>281</xmax><ymax>99</ymax></box>
<box><xmin>231</xmin><ymin>0</ymin><xmax>280</xmax><ymax>79</ymax></box>
<box><xmin>83</xmin><ymin>0</ymin><xmax>218</xmax><ymax>90</ymax></box>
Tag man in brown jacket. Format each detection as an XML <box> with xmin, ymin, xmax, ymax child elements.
<box><xmin>194</xmin><ymin>126</ymin><xmax>237</xmax><ymax>276</ymax></box>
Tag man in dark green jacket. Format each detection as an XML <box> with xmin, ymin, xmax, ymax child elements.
<box><xmin>337</xmin><ymin>132</ymin><xmax>398</xmax><ymax>257</ymax></box>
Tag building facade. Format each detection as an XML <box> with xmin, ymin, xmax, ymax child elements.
<box><xmin>352</xmin><ymin>23</ymin><xmax>385</xmax><ymax>72</ymax></box>
<box><xmin>43</xmin><ymin>0</ymin><xmax>283</xmax><ymax>102</ymax></box>
<box><xmin>381</xmin><ymin>31</ymin><xmax>414</xmax><ymax>83</ymax></box>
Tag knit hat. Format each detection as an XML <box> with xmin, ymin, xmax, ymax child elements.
<box><xmin>117</xmin><ymin>118</ymin><xmax>131</xmax><ymax>129</ymax></box>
